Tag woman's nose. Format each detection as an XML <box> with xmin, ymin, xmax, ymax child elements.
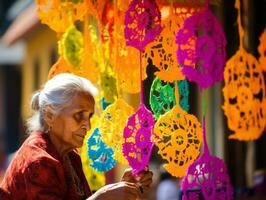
<box><xmin>83</xmin><ymin>119</ymin><xmax>91</xmax><ymax>130</ymax></box>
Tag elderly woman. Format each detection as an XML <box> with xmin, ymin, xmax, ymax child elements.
<box><xmin>0</xmin><ymin>73</ymin><xmax>152</xmax><ymax>200</ymax></box>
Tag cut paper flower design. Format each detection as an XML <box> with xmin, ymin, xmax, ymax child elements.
<box><xmin>87</xmin><ymin>128</ymin><xmax>116</xmax><ymax>172</ymax></box>
<box><xmin>86</xmin><ymin>0</ymin><xmax>108</xmax><ymax>19</ymax></box>
<box><xmin>153</xmin><ymin>86</ymin><xmax>201</xmax><ymax>177</ymax></box>
<box><xmin>58</xmin><ymin>25</ymin><xmax>84</xmax><ymax>68</ymax></box>
<box><xmin>181</xmin><ymin>118</ymin><xmax>233</xmax><ymax>200</ymax></box>
<box><xmin>100</xmin><ymin>98</ymin><xmax>111</xmax><ymax>110</ymax></box>
<box><xmin>111</xmin><ymin>11</ymin><xmax>146</xmax><ymax>94</ymax></box>
<box><xmin>223</xmin><ymin>0</ymin><xmax>266</xmax><ymax>141</ymax></box>
<box><xmin>99</xmin><ymin>98</ymin><xmax>134</xmax><ymax>165</ymax></box>
<box><xmin>100</xmin><ymin>66</ymin><xmax>117</xmax><ymax>103</ymax></box>
<box><xmin>143</xmin><ymin>13</ymin><xmax>184</xmax><ymax>82</ymax></box>
<box><xmin>176</xmin><ymin>5</ymin><xmax>226</xmax><ymax>89</ymax></box>
<box><xmin>150</xmin><ymin>77</ymin><xmax>176</xmax><ymax>120</ymax></box>
<box><xmin>150</xmin><ymin>78</ymin><xmax>190</xmax><ymax>120</ymax></box>
<box><xmin>223</xmin><ymin>50</ymin><xmax>266</xmax><ymax>140</ymax></box>
<box><xmin>47</xmin><ymin>57</ymin><xmax>74</xmax><ymax>80</ymax></box>
<box><xmin>123</xmin><ymin>104</ymin><xmax>155</xmax><ymax>175</ymax></box>
<box><xmin>81</xmin><ymin>118</ymin><xmax>105</xmax><ymax>191</ymax></box>
<box><xmin>157</xmin><ymin>0</ymin><xmax>221</xmax><ymax>7</ymax></box>
<box><xmin>36</xmin><ymin>0</ymin><xmax>87</xmax><ymax>33</ymax></box>
<box><xmin>178</xmin><ymin>79</ymin><xmax>190</xmax><ymax>112</ymax></box>
<box><xmin>78</xmin><ymin>15</ymin><xmax>101</xmax><ymax>84</ymax></box>
<box><xmin>124</xmin><ymin>0</ymin><xmax>162</xmax><ymax>51</ymax></box>
<box><xmin>122</xmin><ymin>0</ymin><xmax>161</xmax><ymax>174</ymax></box>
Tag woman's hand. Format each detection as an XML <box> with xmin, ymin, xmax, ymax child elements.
<box><xmin>87</xmin><ymin>181</ymin><xmax>141</xmax><ymax>200</ymax></box>
<box><xmin>121</xmin><ymin>168</ymin><xmax>153</xmax><ymax>194</ymax></box>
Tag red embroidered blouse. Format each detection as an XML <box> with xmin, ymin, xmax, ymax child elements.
<box><xmin>0</xmin><ymin>131</ymin><xmax>91</xmax><ymax>200</ymax></box>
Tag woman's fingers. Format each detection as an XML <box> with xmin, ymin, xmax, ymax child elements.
<box><xmin>121</xmin><ymin>168</ymin><xmax>154</xmax><ymax>195</ymax></box>
<box><xmin>121</xmin><ymin>168</ymin><xmax>136</xmax><ymax>183</ymax></box>
<box><xmin>136</xmin><ymin>170</ymin><xmax>153</xmax><ymax>192</ymax></box>
<box><xmin>123</xmin><ymin>181</ymin><xmax>142</xmax><ymax>198</ymax></box>
<box><xmin>137</xmin><ymin>170</ymin><xmax>153</xmax><ymax>183</ymax></box>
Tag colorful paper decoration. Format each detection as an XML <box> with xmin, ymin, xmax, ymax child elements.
<box><xmin>117</xmin><ymin>0</ymin><xmax>131</xmax><ymax>11</ymax></box>
<box><xmin>123</xmin><ymin>0</ymin><xmax>162</xmax><ymax>174</ymax></box>
<box><xmin>258</xmin><ymin>29</ymin><xmax>266</xmax><ymax>72</ymax></box>
<box><xmin>100</xmin><ymin>65</ymin><xmax>117</xmax><ymax>103</ymax></box>
<box><xmin>78</xmin><ymin>14</ymin><xmax>101</xmax><ymax>84</ymax></box>
<box><xmin>123</xmin><ymin>104</ymin><xmax>155</xmax><ymax>174</ymax></box>
<box><xmin>113</xmin><ymin>33</ymin><xmax>145</xmax><ymax>93</ymax></box>
<box><xmin>157</xmin><ymin>0</ymin><xmax>221</xmax><ymax>7</ymax></box>
<box><xmin>124</xmin><ymin>0</ymin><xmax>162</xmax><ymax>51</ymax></box>
<box><xmin>58</xmin><ymin>25</ymin><xmax>84</xmax><ymax>68</ymax></box>
<box><xmin>142</xmin><ymin>10</ymin><xmax>184</xmax><ymax>82</ymax></box>
<box><xmin>86</xmin><ymin>0</ymin><xmax>108</xmax><ymax>20</ymax></box>
<box><xmin>153</xmin><ymin>85</ymin><xmax>202</xmax><ymax>177</ymax></box>
<box><xmin>181</xmin><ymin>117</ymin><xmax>233</xmax><ymax>200</ymax></box>
<box><xmin>47</xmin><ymin>57</ymin><xmax>74</xmax><ymax>80</ymax></box>
<box><xmin>223</xmin><ymin>0</ymin><xmax>266</xmax><ymax>141</ymax></box>
<box><xmin>150</xmin><ymin>77</ymin><xmax>176</xmax><ymax>120</ymax></box>
<box><xmin>178</xmin><ymin>79</ymin><xmax>190</xmax><ymax>112</ymax></box>
<box><xmin>36</xmin><ymin>0</ymin><xmax>87</xmax><ymax>33</ymax></box>
<box><xmin>81</xmin><ymin>116</ymin><xmax>105</xmax><ymax>191</ymax></box>
<box><xmin>99</xmin><ymin>98</ymin><xmax>134</xmax><ymax>165</ymax></box>
<box><xmin>176</xmin><ymin>1</ymin><xmax>226</xmax><ymax>90</ymax></box>
<box><xmin>87</xmin><ymin>128</ymin><xmax>116</xmax><ymax>172</ymax></box>
<box><xmin>111</xmin><ymin>9</ymin><xmax>146</xmax><ymax>94</ymax></box>
<box><xmin>100</xmin><ymin>98</ymin><xmax>111</xmax><ymax>110</ymax></box>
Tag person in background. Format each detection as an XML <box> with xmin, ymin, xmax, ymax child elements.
<box><xmin>0</xmin><ymin>73</ymin><xmax>153</xmax><ymax>200</ymax></box>
<box><xmin>156</xmin><ymin>168</ymin><xmax>180</xmax><ymax>200</ymax></box>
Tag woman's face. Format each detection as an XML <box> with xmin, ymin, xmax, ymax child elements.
<box><xmin>49</xmin><ymin>92</ymin><xmax>95</xmax><ymax>151</ymax></box>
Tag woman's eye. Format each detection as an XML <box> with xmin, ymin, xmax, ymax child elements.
<box><xmin>74</xmin><ymin>112</ymin><xmax>83</xmax><ymax>122</ymax></box>
<box><xmin>89</xmin><ymin>113</ymin><xmax>94</xmax><ymax>119</ymax></box>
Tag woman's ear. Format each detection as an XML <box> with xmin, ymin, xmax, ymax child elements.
<box><xmin>43</xmin><ymin>106</ymin><xmax>55</xmax><ymax>127</ymax></box>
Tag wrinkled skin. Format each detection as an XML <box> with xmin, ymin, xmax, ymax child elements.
<box><xmin>45</xmin><ymin>92</ymin><xmax>153</xmax><ymax>200</ymax></box>
<box><xmin>88</xmin><ymin>168</ymin><xmax>153</xmax><ymax>200</ymax></box>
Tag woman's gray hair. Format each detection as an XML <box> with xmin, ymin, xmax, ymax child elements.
<box><xmin>26</xmin><ymin>73</ymin><xmax>98</xmax><ymax>133</ymax></box>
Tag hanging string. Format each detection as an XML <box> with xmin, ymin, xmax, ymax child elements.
<box><xmin>201</xmin><ymin>89</ymin><xmax>207</xmax><ymax>117</ymax></box>
<box><xmin>113</xmin><ymin>0</ymin><xmax>122</xmax><ymax>98</ymax></box>
<box><xmin>140</xmin><ymin>50</ymin><xmax>144</xmax><ymax>104</ymax></box>
<box><xmin>174</xmin><ymin>80</ymin><xmax>180</xmax><ymax>105</ymax></box>
<box><xmin>201</xmin><ymin>90</ymin><xmax>209</xmax><ymax>154</ymax></box>
<box><xmin>236</xmin><ymin>0</ymin><xmax>244</xmax><ymax>48</ymax></box>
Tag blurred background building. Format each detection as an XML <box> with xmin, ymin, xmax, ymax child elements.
<box><xmin>0</xmin><ymin>0</ymin><xmax>265</xmax><ymax>199</ymax></box>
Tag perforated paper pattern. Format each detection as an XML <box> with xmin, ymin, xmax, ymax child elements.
<box><xmin>47</xmin><ymin>57</ymin><xmax>74</xmax><ymax>80</ymax></box>
<box><xmin>123</xmin><ymin>104</ymin><xmax>155</xmax><ymax>175</ymax></box>
<box><xmin>153</xmin><ymin>105</ymin><xmax>202</xmax><ymax>177</ymax></box>
<box><xmin>100</xmin><ymin>66</ymin><xmax>117</xmax><ymax>103</ymax></box>
<box><xmin>223</xmin><ymin>0</ymin><xmax>266</xmax><ymax>141</ymax></box>
<box><xmin>58</xmin><ymin>25</ymin><xmax>84</xmax><ymax>68</ymax></box>
<box><xmin>87</xmin><ymin>128</ymin><xmax>116</xmax><ymax>172</ymax></box>
<box><xmin>81</xmin><ymin>123</ymin><xmax>105</xmax><ymax>191</ymax></box>
<box><xmin>157</xmin><ymin>0</ymin><xmax>221</xmax><ymax>7</ymax></box>
<box><xmin>182</xmin><ymin>154</ymin><xmax>233</xmax><ymax>200</ymax></box>
<box><xmin>142</xmin><ymin>13</ymin><xmax>184</xmax><ymax>82</ymax></box>
<box><xmin>111</xmin><ymin>12</ymin><xmax>146</xmax><ymax>94</ymax></box>
<box><xmin>86</xmin><ymin>0</ymin><xmax>107</xmax><ymax>19</ymax></box>
<box><xmin>181</xmin><ymin>118</ymin><xmax>233</xmax><ymax>200</ymax></box>
<box><xmin>124</xmin><ymin>0</ymin><xmax>162</xmax><ymax>51</ymax></box>
<box><xmin>150</xmin><ymin>77</ymin><xmax>176</xmax><ymax>120</ymax></box>
<box><xmin>79</xmin><ymin>15</ymin><xmax>101</xmax><ymax>84</ymax></box>
<box><xmin>223</xmin><ymin>50</ymin><xmax>266</xmax><ymax>140</ymax></box>
<box><xmin>36</xmin><ymin>0</ymin><xmax>87</xmax><ymax>33</ymax></box>
<box><xmin>99</xmin><ymin>98</ymin><xmax>134</xmax><ymax>165</ymax></box>
<box><xmin>176</xmin><ymin>8</ymin><xmax>226</xmax><ymax>89</ymax></box>
<box><xmin>178</xmin><ymin>79</ymin><xmax>190</xmax><ymax>112</ymax></box>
